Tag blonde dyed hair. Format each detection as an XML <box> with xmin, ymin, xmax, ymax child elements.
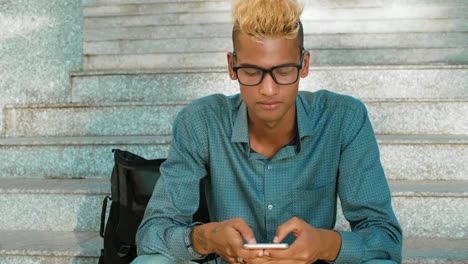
<box><xmin>232</xmin><ymin>0</ymin><xmax>304</xmax><ymax>43</ymax></box>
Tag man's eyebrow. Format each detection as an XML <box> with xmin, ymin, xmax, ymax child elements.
<box><xmin>237</xmin><ymin>63</ymin><xmax>260</xmax><ymax>67</ymax></box>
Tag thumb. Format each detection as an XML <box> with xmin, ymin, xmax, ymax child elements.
<box><xmin>274</xmin><ymin>217</ymin><xmax>304</xmax><ymax>243</ymax></box>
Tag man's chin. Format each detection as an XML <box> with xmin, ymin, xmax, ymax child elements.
<box><xmin>256</xmin><ymin>113</ymin><xmax>284</xmax><ymax>124</ymax></box>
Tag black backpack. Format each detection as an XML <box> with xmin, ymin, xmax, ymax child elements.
<box><xmin>99</xmin><ymin>149</ymin><xmax>210</xmax><ymax>264</ymax></box>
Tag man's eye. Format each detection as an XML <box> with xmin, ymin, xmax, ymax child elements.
<box><xmin>242</xmin><ymin>69</ymin><xmax>261</xmax><ymax>76</ymax></box>
<box><xmin>277</xmin><ymin>68</ymin><xmax>294</xmax><ymax>76</ymax></box>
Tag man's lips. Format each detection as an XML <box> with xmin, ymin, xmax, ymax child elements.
<box><xmin>259</xmin><ymin>101</ymin><xmax>282</xmax><ymax>105</ymax></box>
<box><xmin>257</xmin><ymin>101</ymin><xmax>282</xmax><ymax>110</ymax></box>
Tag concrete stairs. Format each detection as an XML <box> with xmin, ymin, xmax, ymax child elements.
<box><xmin>83</xmin><ymin>0</ymin><xmax>468</xmax><ymax>70</ymax></box>
<box><xmin>0</xmin><ymin>0</ymin><xmax>467</xmax><ymax>263</ymax></box>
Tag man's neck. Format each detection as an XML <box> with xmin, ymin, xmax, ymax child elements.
<box><xmin>249</xmin><ymin>119</ymin><xmax>296</xmax><ymax>143</ymax></box>
<box><xmin>247</xmin><ymin>108</ymin><xmax>297</xmax><ymax>158</ymax></box>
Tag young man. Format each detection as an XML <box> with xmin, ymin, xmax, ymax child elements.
<box><xmin>133</xmin><ymin>0</ymin><xmax>402</xmax><ymax>263</ymax></box>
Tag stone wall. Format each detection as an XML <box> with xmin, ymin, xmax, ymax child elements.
<box><xmin>0</xmin><ymin>0</ymin><xmax>83</xmax><ymax>135</ymax></box>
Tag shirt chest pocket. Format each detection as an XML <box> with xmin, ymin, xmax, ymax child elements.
<box><xmin>292</xmin><ymin>181</ymin><xmax>337</xmax><ymax>229</ymax></box>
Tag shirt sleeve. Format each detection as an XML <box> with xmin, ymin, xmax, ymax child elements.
<box><xmin>333</xmin><ymin>100</ymin><xmax>403</xmax><ymax>263</ymax></box>
<box><xmin>135</xmin><ymin>103</ymin><xmax>209</xmax><ymax>260</ymax></box>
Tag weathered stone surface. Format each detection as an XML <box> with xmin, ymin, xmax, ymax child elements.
<box><xmin>4</xmin><ymin>104</ymin><xmax>184</xmax><ymax>137</ymax></box>
<box><xmin>72</xmin><ymin>69</ymin><xmax>238</xmax><ymax>104</ymax></box>
<box><xmin>0</xmin><ymin>193</ymin><xmax>105</xmax><ymax>232</ymax></box>
<box><xmin>1</xmin><ymin>230</ymin><xmax>467</xmax><ymax>263</ymax></box>
<box><xmin>84</xmin><ymin>1</ymin><xmax>231</xmax><ymax>16</ymax></box>
<box><xmin>366</xmin><ymin>100</ymin><xmax>468</xmax><ymax>135</ymax></box>
<box><xmin>379</xmin><ymin>136</ymin><xmax>468</xmax><ymax>181</ymax></box>
<box><xmin>84</xmin><ymin>33</ymin><xmax>468</xmax><ymax>55</ymax></box>
<box><xmin>0</xmin><ymin>231</ymin><xmax>100</xmax><ymax>258</ymax></box>
<box><xmin>84</xmin><ymin>7</ymin><xmax>468</xmax><ymax>28</ymax></box>
<box><xmin>392</xmin><ymin>196</ymin><xmax>468</xmax><ymax>238</ymax></box>
<box><xmin>1</xmin><ymin>178</ymin><xmax>467</xmax><ymax>237</ymax></box>
<box><xmin>0</xmin><ymin>136</ymin><xmax>170</xmax><ymax>179</ymax></box>
<box><xmin>0</xmin><ymin>256</ymin><xmax>97</xmax><ymax>264</ymax></box>
<box><xmin>84</xmin><ymin>19</ymin><xmax>468</xmax><ymax>41</ymax></box>
<box><xmin>84</xmin><ymin>11</ymin><xmax>231</xmax><ymax>28</ymax></box>
<box><xmin>4</xmin><ymin>100</ymin><xmax>467</xmax><ymax>137</ymax></box>
<box><xmin>84</xmin><ymin>3</ymin><xmax>468</xmax><ymax>19</ymax></box>
<box><xmin>336</xmin><ymin>196</ymin><xmax>468</xmax><ymax>238</ymax></box>
<box><xmin>0</xmin><ymin>135</ymin><xmax>465</xmax><ymax>181</ymax></box>
<box><xmin>403</xmin><ymin>237</ymin><xmax>468</xmax><ymax>264</ymax></box>
<box><xmin>71</xmin><ymin>66</ymin><xmax>468</xmax><ymax>104</ymax></box>
<box><xmin>0</xmin><ymin>179</ymin><xmax>108</xmax><ymax>232</ymax></box>
<box><xmin>94</xmin><ymin>0</ymin><xmax>218</xmax><ymax>3</ymax></box>
<box><xmin>90</xmin><ymin>0</ymin><xmax>468</xmax><ymax>8</ymax></box>
<box><xmin>83</xmin><ymin>48</ymin><xmax>468</xmax><ymax>70</ymax></box>
<box><xmin>0</xmin><ymin>0</ymin><xmax>83</xmax><ymax>135</ymax></box>
<box><xmin>334</xmin><ymin>180</ymin><xmax>468</xmax><ymax>238</ymax></box>
<box><xmin>311</xmin><ymin>47</ymin><xmax>468</xmax><ymax>66</ymax></box>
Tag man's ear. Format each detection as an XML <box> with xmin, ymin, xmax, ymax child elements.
<box><xmin>227</xmin><ymin>52</ymin><xmax>237</xmax><ymax>80</ymax></box>
<box><xmin>300</xmin><ymin>50</ymin><xmax>310</xmax><ymax>78</ymax></box>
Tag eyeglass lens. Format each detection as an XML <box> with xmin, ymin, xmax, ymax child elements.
<box><xmin>237</xmin><ymin>66</ymin><xmax>299</xmax><ymax>85</ymax></box>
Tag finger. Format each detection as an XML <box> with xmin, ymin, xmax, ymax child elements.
<box><xmin>231</xmin><ymin>218</ymin><xmax>257</xmax><ymax>244</ymax></box>
<box><xmin>238</xmin><ymin>247</ymin><xmax>264</xmax><ymax>260</ymax></box>
<box><xmin>273</xmin><ymin>217</ymin><xmax>304</xmax><ymax>243</ymax></box>
<box><xmin>228</xmin><ymin>256</ymin><xmax>247</xmax><ymax>264</ymax></box>
<box><xmin>226</xmin><ymin>256</ymin><xmax>238</xmax><ymax>264</ymax></box>
<box><xmin>263</xmin><ymin>247</ymin><xmax>294</xmax><ymax>259</ymax></box>
<box><xmin>226</xmin><ymin>218</ymin><xmax>261</xmax><ymax>260</ymax></box>
<box><xmin>266</xmin><ymin>235</ymin><xmax>316</xmax><ymax>260</ymax></box>
<box><xmin>239</xmin><ymin>251</ymin><xmax>263</xmax><ymax>261</ymax></box>
<box><xmin>241</xmin><ymin>248</ymin><xmax>264</xmax><ymax>258</ymax></box>
<box><xmin>249</xmin><ymin>257</ymin><xmax>276</xmax><ymax>264</ymax></box>
<box><xmin>250</xmin><ymin>257</ymin><xmax>296</xmax><ymax>264</ymax></box>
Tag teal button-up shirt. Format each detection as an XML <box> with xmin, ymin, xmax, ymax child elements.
<box><xmin>136</xmin><ymin>90</ymin><xmax>402</xmax><ymax>263</ymax></box>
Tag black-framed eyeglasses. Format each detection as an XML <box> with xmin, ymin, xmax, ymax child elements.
<box><xmin>232</xmin><ymin>49</ymin><xmax>305</xmax><ymax>86</ymax></box>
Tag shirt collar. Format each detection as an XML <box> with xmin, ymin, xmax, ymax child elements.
<box><xmin>230</xmin><ymin>93</ymin><xmax>315</xmax><ymax>144</ymax></box>
<box><xmin>296</xmin><ymin>93</ymin><xmax>315</xmax><ymax>140</ymax></box>
<box><xmin>230</xmin><ymin>100</ymin><xmax>249</xmax><ymax>143</ymax></box>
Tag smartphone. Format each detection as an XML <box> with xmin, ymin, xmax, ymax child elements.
<box><xmin>243</xmin><ymin>243</ymin><xmax>289</xmax><ymax>249</ymax></box>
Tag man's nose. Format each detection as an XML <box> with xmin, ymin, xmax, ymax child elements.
<box><xmin>258</xmin><ymin>73</ymin><xmax>279</xmax><ymax>96</ymax></box>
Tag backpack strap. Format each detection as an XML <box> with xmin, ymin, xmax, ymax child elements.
<box><xmin>100</xmin><ymin>196</ymin><xmax>111</xmax><ymax>238</ymax></box>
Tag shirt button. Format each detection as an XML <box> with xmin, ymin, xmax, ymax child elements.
<box><xmin>267</xmin><ymin>165</ymin><xmax>272</xmax><ymax>170</ymax></box>
<box><xmin>268</xmin><ymin>205</ymin><xmax>273</xmax><ymax>210</ymax></box>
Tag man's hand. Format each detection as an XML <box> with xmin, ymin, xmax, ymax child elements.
<box><xmin>191</xmin><ymin>218</ymin><xmax>262</xmax><ymax>264</ymax></box>
<box><xmin>258</xmin><ymin>217</ymin><xmax>342</xmax><ymax>263</ymax></box>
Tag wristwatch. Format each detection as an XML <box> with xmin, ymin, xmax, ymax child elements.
<box><xmin>184</xmin><ymin>224</ymin><xmax>206</xmax><ymax>259</ymax></box>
